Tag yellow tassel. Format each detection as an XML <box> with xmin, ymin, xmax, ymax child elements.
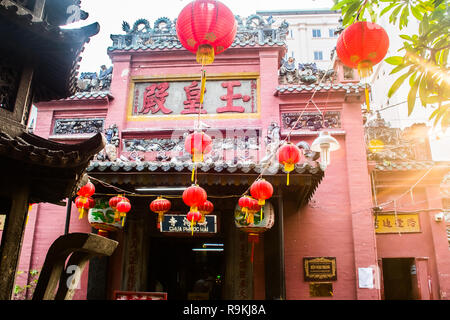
<box><xmin>191</xmin><ymin>219</ymin><xmax>194</xmax><ymax>236</ymax></box>
<box><xmin>191</xmin><ymin>166</ymin><xmax>195</xmax><ymax>182</ymax></box>
<box><xmin>122</xmin><ymin>216</ymin><xmax>126</xmax><ymax>227</ymax></box>
<box><xmin>287</xmin><ymin>172</ymin><xmax>290</xmax><ymax>186</ymax></box>
<box><xmin>260</xmin><ymin>207</ymin><xmax>263</xmax><ymax>221</ymax></box>
<box><xmin>200</xmin><ymin>70</ymin><xmax>206</xmax><ymax>104</ymax></box>
<box><xmin>365</xmin><ymin>84</ymin><xmax>371</xmax><ymax>111</ymax></box>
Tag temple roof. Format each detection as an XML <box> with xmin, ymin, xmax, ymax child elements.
<box><xmin>0</xmin><ymin>2</ymin><xmax>100</xmax><ymax>101</ymax></box>
<box><xmin>0</xmin><ymin>130</ymin><xmax>105</xmax><ymax>204</ymax></box>
<box><xmin>87</xmin><ymin>160</ymin><xmax>324</xmax><ymax>208</ymax></box>
<box><xmin>108</xmin><ymin>15</ymin><xmax>289</xmax><ymax>53</ymax></box>
<box><xmin>275</xmin><ymin>82</ymin><xmax>367</xmax><ymax>95</ymax></box>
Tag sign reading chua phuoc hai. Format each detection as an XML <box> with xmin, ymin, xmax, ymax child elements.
<box><xmin>161</xmin><ymin>214</ymin><xmax>217</xmax><ymax>234</ymax></box>
<box><xmin>132</xmin><ymin>79</ymin><xmax>258</xmax><ymax>116</ymax></box>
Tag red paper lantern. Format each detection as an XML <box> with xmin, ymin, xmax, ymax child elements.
<box><xmin>182</xmin><ymin>185</ymin><xmax>208</xmax><ymax>212</ymax></box>
<box><xmin>176</xmin><ymin>0</ymin><xmax>237</xmax><ymax>65</ymax></box>
<box><xmin>250</xmin><ymin>179</ymin><xmax>273</xmax><ymax>207</ymax></box>
<box><xmin>185</xmin><ymin>131</ymin><xmax>212</xmax><ymax>162</ymax></box>
<box><xmin>186</xmin><ymin>210</ymin><xmax>202</xmax><ymax>235</ymax></box>
<box><xmin>278</xmin><ymin>142</ymin><xmax>302</xmax><ymax>186</ymax></box>
<box><xmin>75</xmin><ymin>196</ymin><xmax>95</xmax><ymax>220</ymax></box>
<box><xmin>238</xmin><ymin>196</ymin><xmax>261</xmax><ymax>224</ymax></box>
<box><xmin>150</xmin><ymin>197</ymin><xmax>172</xmax><ymax>229</ymax></box>
<box><xmin>116</xmin><ymin>197</ymin><xmax>131</xmax><ymax>227</ymax></box>
<box><xmin>198</xmin><ymin>199</ymin><xmax>214</xmax><ymax>223</ymax></box>
<box><xmin>336</xmin><ymin>21</ymin><xmax>389</xmax><ymax>78</ymax></box>
<box><xmin>77</xmin><ymin>181</ymin><xmax>95</xmax><ymax>198</ymax></box>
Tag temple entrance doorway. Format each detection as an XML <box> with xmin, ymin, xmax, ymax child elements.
<box><xmin>382</xmin><ymin>258</ymin><xmax>419</xmax><ymax>300</ymax></box>
<box><xmin>147</xmin><ymin>236</ymin><xmax>225</xmax><ymax>300</ymax></box>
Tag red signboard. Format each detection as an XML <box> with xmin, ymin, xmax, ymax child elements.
<box><xmin>113</xmin><ymin>291</ymin><xmax>168</xmax><ymax>300</ymax></box>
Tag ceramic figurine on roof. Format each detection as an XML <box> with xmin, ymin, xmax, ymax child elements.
<box><xmin>279</xmin><ymin>57</ymin><xmax>298</xmax><ymax>84</ymax></box>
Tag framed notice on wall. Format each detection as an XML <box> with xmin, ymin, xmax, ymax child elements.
<box><xmin>0</xmin><ymin>215</ymin><xmax>5</xmax><ymax>231</ymax></box>
<box><xmin>304</xmin><ymin>257</ymin><xmax>337</xmax><ymax>282</ymax></box>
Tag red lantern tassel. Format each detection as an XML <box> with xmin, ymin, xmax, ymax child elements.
<box><xmin>365</xmin><ymin>83</ymin><xmax>371</xmax><ymax>111</ymax></box>
<box><xmin>248</xmin><ymin>233</ymin><xmax>259</xmax><ymax>264</ymax></box>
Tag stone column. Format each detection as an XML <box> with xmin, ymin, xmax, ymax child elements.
<box><xmin>0</xmin><ymin>184</ymin><xmax>30</xmax><ymax>300</ymax></box>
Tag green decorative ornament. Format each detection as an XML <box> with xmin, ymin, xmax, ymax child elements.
<box><xmin>88</xmin><ymin>198</ymin><xmax>123</xmax><ymax>237</ymax></box>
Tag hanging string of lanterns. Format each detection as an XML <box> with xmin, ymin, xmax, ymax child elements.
<box><xmin>182</xmin><ymin>184</ymin><xmax>208</xmax><ymax>235</ymax></box>
<box><xmin>75</xmin><ymin>181</ymin><xmax>96</xmax><ymax>219</ymax></box>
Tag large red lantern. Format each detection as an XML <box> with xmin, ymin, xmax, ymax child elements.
<box><xmin>150</xmin><ymin>197</ymin><xmax>171</xmax><ymax>229</ymax></box>
<box><xmin>336</xmin><ymin>21</ymin><xmax>389</xmax><ymax>111</ymax></box>
<box><xmin>182</xmin><ymin>185</ymin><xmax>208</xmax><ymax>212</ymax></box>
<box><xmin>198</xmin><ymin>199</ymin><xmax>214</xmax><ymax>224</ymax></box>
<box><xmin>116</xmin><ymin>197</ymin><xmax>131</xmax><ymax>227</ymax></box>
<box><xmin>278</xmin><ymin>142</ymin><xmax>302</xmax><ymax>186</ymax></box>
<box><xmin>176</xmin><ymin>0</ymin><xmax>237</xmax><ymax>65</ymax></box>
<box><xmin>336</xmin><ymin>21</ymin><xmax>389</xmax><ymax>77</ymax></box>
<box><xmin>250</xmin><ymin>179</ymin><xmax>273</xmax><ymax>207</ymax></box>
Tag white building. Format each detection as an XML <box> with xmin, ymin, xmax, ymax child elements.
<box><xmin>257</xmin><ymin>9</ymin><xmax>341</xmax><ymax>70</ymax></box>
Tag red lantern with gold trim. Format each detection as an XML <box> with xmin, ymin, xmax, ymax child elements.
<box><xmin>150</xmin><ymin>197</ymin><xmax>171</xmax><ymax>229</ymax></box>
<box><xmin>176</xmin><ymin>0</ymin><xmax>237</xmax><ymax>65</ymax></box>
<box><xmin>336</xmin><ymin>21</ymin><xmax>389</xmax><ymax>110</ymax></box>
<box><xmin>336</xmin><ymin>21</ymin><xmax>389</xmax><ymax>77</ymax></box>
<box><xmin>116</xmin><ymin>197</ymin><xmax>131</xmax><ymax>227</ymax></box>
<box><xmin>186</xmin><ymin>210</ymin><xmax>202</xmax><ymax>235</ymax></box>
<box><xmin>183</xmin><ymin>185</ymin><xmax>207</xmax><ymax>211</ymax></box>
<box><xmin>75</xmin><ymin>196</ymin><xmax>95</xmax><ymax>220</ymax></box>
<box><xmin>77</xmin><ymin>181</ymin><xmax>95</xmax><ymax>198</ymax></box>
<box><xmin>250</xmin><ymin>179</ymin><xmax>273</xmax><ymax>207</ymax></box>
<box><xmin>198</xmin><ymin>199</ymin><xmax>214</xmax><ymax>224</ymax></box>
<box><xmin>278</xmin><ymin>142</ymin><xmax>302</xmax><ymax>186</ymax></box>
<box><xmin>185</xmin><ymin>131</ymin><xmax>212</xmax><ymax>163</ymax></box>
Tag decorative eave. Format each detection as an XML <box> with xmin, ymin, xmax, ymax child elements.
<box><xmin>61</xmin><ymin>91</ymin><xmax>114</xmax><ymax>102</ymax></box>
<box><xmin>0</xmin><ymin>3</ymin><xmax>100</xmax><ymax>101</ymax></box>
<box><xmin>87</xmin><ymin>160</ymin><xmax>324</xmax><ymax>208</ymax></box>
<box><xmin>275</xmin><ymin>82</ymin><xmax>367</xmax><ymax>96</ymax></box>
<box><xmin>0</xmin><ymin>130</ymin><xmax>106</xmax><ymax>204</ymax></box>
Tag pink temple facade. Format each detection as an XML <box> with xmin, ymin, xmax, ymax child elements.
<box><xmin>8</xmin><ymin>15</ymin><xmax>449</xmax><ymax>300</ymax></box>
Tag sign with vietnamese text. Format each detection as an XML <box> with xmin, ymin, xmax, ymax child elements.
<box><xmin>374</xmin><ymin>214</ymin><xmax>421</xmax><ymax>234</ymax></box>
<box><xmin>161</xmin><ymin>214</ymin><xmax>217</xmax><ymax>234</ymax></box>
<box><xmin>304</xmin><ymin>257</ymin><xmax>337</xmax><ymax>282</ymax></box>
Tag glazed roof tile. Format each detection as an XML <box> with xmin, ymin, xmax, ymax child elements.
<box><xmin>374</xmin><ymin>161</ymin><xmax>436</xmax><ymax>171</ymax></box>
<box><xmin>63</xmin><ymin>91</ymin><xmax>113</xmax><ymax>101</ymax></box>
<box><xmin>87</xmin><ymin>160</ymin><xmax>322</xmax><ymax>175</ymax></box>
<box><xmin>276</xmin><ymin>82</ymin><xmax>367</xmax><ymax>95</ymax></box>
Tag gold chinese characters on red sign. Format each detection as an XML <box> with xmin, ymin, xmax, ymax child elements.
<box><xmin>374</xmin><ymin>214</ymin><xmax>421</xmax><ymax>234</ymax></box>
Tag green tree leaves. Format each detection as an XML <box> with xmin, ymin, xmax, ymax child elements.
<box><xmin>333</xmin><ymin>0</ymin><xmax>450</xmax><ymax>130</ymax></box>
